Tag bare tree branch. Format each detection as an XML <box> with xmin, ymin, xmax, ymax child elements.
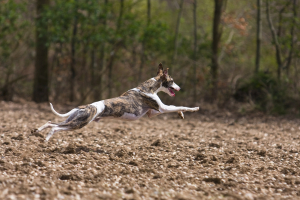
<box><xmin>266</xmin><ymin>0</ymin><xmax>282</xmax><ymax>80</ymax></box>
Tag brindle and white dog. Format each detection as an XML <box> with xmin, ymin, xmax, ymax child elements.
<box><xmin>32</xmin><ymin>63</ymin><xmax>199</xmax><ymax>141</ymax></box>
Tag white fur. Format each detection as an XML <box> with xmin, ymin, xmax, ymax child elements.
<box><xmin>142</xmin><ymin>92</ymin><xmax>199</xmax><ymax>113</ymax></box>
<box><xmin>90</xmin><ymin>100</ymin><xmax>105</xmax><ymax>122</ymax></box>
<box><xmin>155</xmin><ymin>83</ymin><xmax>172</xmax><ymax>96</ymax></box>
<box><xmin>37</xmin><ymin>121</ymin><xmax>57</xmax><ymax>132</ymax></box>
<box><xmin>155</xmin><ymin>82</ymin><xmax>181</xmax><ymax>96</ymax></box>
<box><xmin>171</xmin><ymin>82</ymin><xmax>180</xmax><ymax>91</ymax></box>
<box><xmin>130</xmin><ymin>88</ymin><xmax>140</xmax><ymax>92</ymax></box>
<box><xmin>50</xmin><ymin>103</ymin><xmax>78</xmax><ymax>118</ymax></box>
<box><xmin>45</xmin><ymin>126</ymin><xmax>69</xmax><ymax>141</ymax></box>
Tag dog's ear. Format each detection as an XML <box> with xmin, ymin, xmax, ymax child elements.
<box><xmin>163</xmin><ymin>68</ymin><xmax>169</xmax><ymax>75</ymax></box>
<box><xmin>157</xmin><ymin>63</ymin><xmax>163</xmax><ymax>75</ymax></box>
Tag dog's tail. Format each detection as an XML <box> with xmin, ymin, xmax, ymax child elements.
<box><xmin>49</xmin><ymin>103</ymin><xmax>78</xmax><ymax>118</ymax></box>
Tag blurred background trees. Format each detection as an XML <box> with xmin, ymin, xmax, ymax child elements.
<box><xmin>0</xmin><ymin>0</ymin><xmax>299</xmax><ymax>114</ymax></box>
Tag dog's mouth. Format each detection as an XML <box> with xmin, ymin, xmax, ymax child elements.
<box><xmin>168</xmin><ymin>87</ymin><xmax>178</xmax><ymax>97</ymax></box>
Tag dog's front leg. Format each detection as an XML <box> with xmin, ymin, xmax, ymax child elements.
<box><xmin>147</xmin><ymin>105</ymin><xmax>199</xmax><ymax>118</ymax></box>
<box><xmin>160</xmin><ymin>105</ymin><xmax>199</xmax><ymax>113</ymax></box>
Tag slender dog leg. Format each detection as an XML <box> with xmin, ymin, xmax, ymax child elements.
<box><xmin>32</xmin><ymin>121</ymin><xmax>58</xmax><ymax>133</ymax></box>
<box><xmin>147</xmin><ymin>109</ymin><xmax>161</xmax><ymax>118</ymax></box>
<box><xmin>146</xmin><ymin>94</ymin><xmax>199</xmax><ymax>114</ymax></box>
<box><xmin>45</xmin><ymin>127</ymin><xmax>70</xmax><ymax>142</ymax></box>
<box><xmin>147</xmin><ymin>105</ymin><xmax>198</xmax><ymax>118</ymax></box>
<box><xmin>160</xmin><ymin>105</ymin><xmax>199</xmax><ymax>113</ymax></box>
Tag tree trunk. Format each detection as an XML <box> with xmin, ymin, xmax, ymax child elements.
<box><xmin>138</xmin><ymin>0</ymin><xmax>151</xmax><ymax>84</ymax></box>
<box><xmin>94</xmin><ymin>0</ymin><xmax>108</xmax><ymax>101</ymax></box>
<box><xmin>173</xmin><ymin>0</ymin><xmax>184</xmax><ymax>62</ymax></box>
<box><xmin>277</xmin><ymin>1</ymin><xmax>291</xmax><ymax>38</ymax></box>
<box><xmin>90</xmin><ymin>48</ymin><xmax>96</xmax><ymax>100</ymax></box>
<box><xmin>108</xmin><ymin>0</ymin><xmax>124</xmax><ymax>98</ymax></box>
<box><xmin>3</xmin><ymin>67</ymin><xmax>13</xmax><ymax>101</ymax></box>
<box><xmin>33</xmin><ymin>0</ymin><xmax>50</xmax><ymax>103</ymax></box>
<box><xmin>98</xmin><ymin>44</ymin><xmax>105</xmax><ymax>100</ymax></box>
<box><xmin>255</xmin><ymin>0</ymin><xmax>262</xmax><ymax>73</ymax></box>
<box><xmin>69</xmin><ymin>0</ymin><xmax>78</xmax><ymax>102</ymax></box>
<box><xmin>266</xmin><ymin>0</ymin><xmax>282</xmax><ymax>80</ymax></box>
<box><xmin>193</xmin><ymin>0</ymin><xmax>197</xmax><ymax>102</ymax></box>
<box><xmin>285</xmin><ymin>0</ymin><xmax>297</xmax><ymax>76</ymax></box>
<box><xmin>211</xmin><ymin>0</ymin><xmax>225</xmax><ymax>100</ymax></box>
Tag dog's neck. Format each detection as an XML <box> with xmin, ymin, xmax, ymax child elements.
<box><xmin>136</xmin><ymin>76</ymin><xmax>162</xmax><ymax>94</ymax></box>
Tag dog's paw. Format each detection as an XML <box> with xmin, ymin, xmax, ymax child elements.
<box><xmin>31</xmin><ymin>129</ymin><xmax>38</xmax><ymax>134</ymax></box>
<box><xmin>178</xmin><ymin>111</ymin><xmax>184</xmax><ymax>119</ymax></box>
<box><xmin>187</xmin><ymin>107</ymin><xmax>199</xmax><ymax>112</ymax></box>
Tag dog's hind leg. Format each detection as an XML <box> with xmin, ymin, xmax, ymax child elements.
<box><xmin>44</xmin><ymin>105</ymin><xmax>99</xmax><ymax>141</ymax></box>
<box><xmin>32</xmin><ymin>121</ymin><xmax>58</xmax><ymax>134</ymax></box>
<box><xmin>147</xmin><ymin>109</ymin><xmax>161</xmax><ymax>118</ymax></box>
<box><xmin>45</xmin><ymin>126</ymin><xmax>70</xmax><ymax>142</ymax></box>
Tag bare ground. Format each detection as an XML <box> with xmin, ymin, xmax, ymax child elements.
<box><xmin>1</xmin><ymin>101</ymin><xmax>300</xmax><ymax>200</ymax></box>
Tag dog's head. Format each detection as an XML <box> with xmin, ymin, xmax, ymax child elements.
<box><xmin>156</xmin><ymin>63</ymin><xmax>180</xmax><ymax>97</ymax></box>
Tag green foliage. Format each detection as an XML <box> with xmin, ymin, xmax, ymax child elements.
<box><xmin>142</xmin><ymin>21</ymin><xmax>171</xmax><ymax>54</ymax></box>
<box><xmin>43</xmin><ymin>1</ymin><xmax>74</xmax><ymax>44</ymax></box>
<box><xmin>0</xmin><ymin>0</ymin><xmax>27</xmax><ymax>61</ymax></box>
<box><xmin>119</xmin><ymin>12</ymin><xmax>142</xmax><ymax>46</ymax></box>
<box><xmin>42</xmin><ymin>0</ymin><xmax>110</xmax><ymax>46</ymax></box>
<box><xmin>234</xmin><ymin>72</ymin><xmax>289</xmax><ymax>114</ymax></box>
<box><xmin>0</xmin><ymin>0</ymin><xmax>299</xmax><ymax>112</ymax></box>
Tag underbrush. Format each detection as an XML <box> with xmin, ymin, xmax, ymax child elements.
<box><xmin>234</xmin><ymin>72</ymin><xmax>294</xmax><ymax>114</ymax></box>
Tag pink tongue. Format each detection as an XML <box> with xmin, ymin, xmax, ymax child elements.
<box><xmin>169</xmin><ymin>88</ymin><xmax>175</xmax><ymax>96</ymax></box>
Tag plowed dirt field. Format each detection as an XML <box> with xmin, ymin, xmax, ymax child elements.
<box><xmin>1</xmin><ymin>101</ymin><xmax>300</xmax><ymax>199</ymax></box>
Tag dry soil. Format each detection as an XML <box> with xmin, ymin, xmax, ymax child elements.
<box><xmin>1</xmin><ymin>101</ymin><xmax>300</xmax><ymax>200</ymax></box>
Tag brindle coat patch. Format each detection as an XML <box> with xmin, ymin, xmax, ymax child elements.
<box><xmin>99</xmin><ymin>90</ymin><xmax>159</xmax><ymax>118</ymax></box>
<box><xmin>161</xmin><ymin>73</ymin><xmax>174</xmax><ymax>89</ymax></box>
<box><xmin>136</xmin><ymin>78</ymin><xmax>161</xmax><ymax>94</ymax></box>
<box><xmin>56</xmin><ymin>105</ymin><xmax>97</xmax><ymax>129</ymax></box>
<box><xmin>98</xmin><ymin>68</ymin><xmax>175</xmax><ymax>119</ymax></box>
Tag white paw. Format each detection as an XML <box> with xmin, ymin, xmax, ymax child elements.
<box><xmin>190</xmin><ymin>107</ymin><xmax>199</xmax><ymax>112</ymax></box>
<box><xmin>45</xmin><ymin>136</ymin><xmax>51</xmax><ymax>142</ymax></box>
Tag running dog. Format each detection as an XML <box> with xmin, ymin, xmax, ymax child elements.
<box><xmin>32</xmin><ymin>63</ymin><xmax>199</xmax><ymax>141</ymax></box>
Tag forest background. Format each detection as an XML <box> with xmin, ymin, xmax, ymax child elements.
<box><xmin>0</xmin><ymin>0</ymin><xmax>299</xmax><ymax>115</ymax></box>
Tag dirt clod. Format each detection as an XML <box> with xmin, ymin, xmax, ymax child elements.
<box><xmin>151</xmin><ymin>139</ymin><xmax>161</xmax><ymax>146</ymax></box>
<box><xmin>226</xmin><ymin>157</ymin><xmax>238</xmax><ymax>164</ymax></box>
<box><xmin>115</xmin><ymin>148</ymin><xmax>128</xmax><ymax>157</ymax></box>
<box><xmin>209</xmin><ymin>143</ymin><xmax>221</xmax><ymax>148</ymax></box>
<box><xmin>128</xmin><ymin>160</ymin><xmax>138</xmax><ymax>166</ymax></box>
<box><xmin>203</xmin><ymin>177</ymin><xmax>222</xmax><ymax>184</ymax></box>
<box><xmin>11</xmin><ymin>134</ymin><xmax>24</xmax><ymax>140</ymax></box>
